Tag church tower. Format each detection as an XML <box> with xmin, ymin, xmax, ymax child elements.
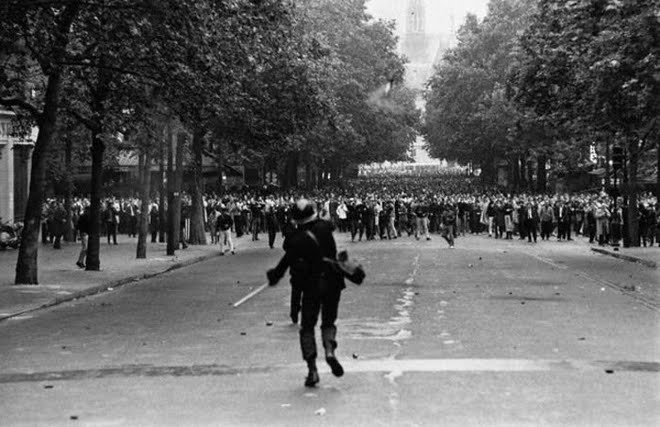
<box><xmin>402</xmin><ymin>0</ymin><xmax>430</xmax><ymax>65</ymax></box>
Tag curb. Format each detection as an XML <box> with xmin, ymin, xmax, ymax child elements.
<box><xmin>591</xmin><ymin>247</ymin><xmax>657</xmax><ymax>269</ymax></box>
<box><xmin>0</xmin><ymin>251</ymin><xmax>221</xmax><ymax>323</ymax></box>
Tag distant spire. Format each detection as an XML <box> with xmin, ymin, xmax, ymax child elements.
<box><xmin>406</xmin><ymin>0</ymin><xmax>426</xmax><ymax>34</ymax></box>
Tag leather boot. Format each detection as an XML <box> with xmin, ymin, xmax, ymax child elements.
<box><xmin>304</xmin><ymin>359</ymin><xmax>319</xmax><ymax>387</ymax></box>
<box><xmin>325</xmin><ymin>347</ymin><xmax>344</xmax><ymax>377</ymax></box>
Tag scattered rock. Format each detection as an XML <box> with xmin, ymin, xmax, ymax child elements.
<box><xmin>555</xmin><ymin>293</ymin><xmax>561</xmax><ymax>296</ymax></box>
<box><xmin>352</xmin><ymin>353</ymin><xmax>359</xmax><ymax>359</ymax></box>
<box><xmin>70</xmin><ymin>416</ymin><xmax>78</xmax><ymax>420</ymax></box>
<box><xmin>44</xmin><ymin>385</ymin><xmax>54</xmax><ymax>389</ymax></box>
<box><xmin>107</xmin><ymin>287</ymin><xmax>114</xmax><ymax>291</ymax></box>
<box><xmin>240</xmin><ymin>332</ymin><xmax>246</xmax><ymax>336</ymax></box>
<box><xmin>605</xmin><ymin>369</ymin><xmax>614</xmax><ymax>374</ymax></box>
<box><xmin>315</xmin><ymin>408</ymin><xmax>326</xmax><ymax>416</ymax></box>
<box><xmin>578</xmin><ymin>337</ymin><xmax>586</xmax><ymax>341</ymax></box>
<box><xmin>61</xmin><ymin>346</ymin><xmax>67</xmax><ymax>349</ymax></box>
<box><xmin>478</xmin><ymin>257</ymin><xmax>482</xmax><ymax>260</ymax></box>
<box><xmin>520</xmin><ymin>302</ymin><xmax>525</xmax><ymax>305</ymax></box>
<box><xmin>468</xmin><ymin>264</ymin><xmax>473</xmax><ymax>268</ymax></box>
<box><xmin>508</xmin><ymin>292</ymin><xmax>513</xmax><ymax>295</ymax></box>
<box><xmin>281</xmin><ymin>404</ymin><xmax>291</xmax><ymax>408</ymax></box>
<box><xmin>266</xmin><ymin>321</ymin><xmax>273</xmax><ymax>326</ymax></box>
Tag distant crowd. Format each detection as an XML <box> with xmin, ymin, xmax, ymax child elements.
<box><xmin>38</xmin><ymin>175</ymin><xmax>660</xmax><ymax>253</ymax></box>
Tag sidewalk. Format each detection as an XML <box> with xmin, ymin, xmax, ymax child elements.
<box><xmin>590</xmin><ymin>245</ymin><xmax>659</xmax><ymax>269</ymax></box>
<box><xmin>0</xmin><ymin>233</ymin><xmax>265</xmax><ymax>322</ymax></box>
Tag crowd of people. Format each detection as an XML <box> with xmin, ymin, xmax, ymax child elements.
<box><xmin>38</xmin><ymin>176</ymin><xmax>660</xmax><ymax>261</ymax></box>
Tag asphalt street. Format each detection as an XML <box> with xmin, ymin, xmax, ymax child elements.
<box><xmin>0</xmin><ymin>234</ymin><xmax>658</xmax><ymax>426</ymax></box>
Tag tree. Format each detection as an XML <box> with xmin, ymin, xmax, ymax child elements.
<box><xmin>512</xmin><ymin>0</ymin><xmax>660</xmax><ymax>245</ymax></box>
<box><xmin>1</xmin><ymin>1</ymin><xmax>82</xmax><ymax>284</ymax></box>
<box><xmin>423</xmin><ymin>0</ymin><xmax>538</xmax><ymax>185</ymax></box>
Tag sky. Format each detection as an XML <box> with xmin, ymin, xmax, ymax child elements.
<box><xmin>366</xmin><ymin>0</ymin><xmax>490</xmax><ymax>37</ymax></box>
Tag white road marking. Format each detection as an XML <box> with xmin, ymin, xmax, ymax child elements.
<box><xmin>316</xmin><ymin>359</ymin><xmax>659</xmax><ymax>373</ymax></box>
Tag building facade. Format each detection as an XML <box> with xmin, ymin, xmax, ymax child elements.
<box><xmin>0</xmin><ymin>110</ymin><xmax>33</xmax><ymax>223</ymax></box>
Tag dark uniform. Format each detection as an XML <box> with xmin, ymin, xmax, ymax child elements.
<box><xmin>265</xmin><ymin>204</ymin><xmax>278</xmax><ymax>249</ymax></box>
<box><xmin>267</xmin><ymin>210</ymin><xmax>345</xmax><ymax>387</ymax></box>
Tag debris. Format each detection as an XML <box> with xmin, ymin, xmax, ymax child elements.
<box><xmin>237</xmin><ymin>280</ymin><xmax>241</xmax><ymax>284</ymax></box>
<box><xmin>240</xmin><ymin>332</ymin><xmax>246</xmax><ymax>336</ymax></box>
<box><xmin>555</xmin><ymin>293</ymin><xmax>561</xmax><ymax>296</ymax></box>
<box><xmin>414</xmin><ymin>292</ymin><xmax>420</xmax><ymax>296</ymax></box>
<box><xmin>578</xmin><ymin>337</ymin><xmax>586</xmax><ymax>341</ymax></box>
<box><xmin>61</xmin><ymin>346</ymin><xmax>67</xmax><ymax>349</ymax></box>
<box><xmin>478</xmin><ymin>257</ymin><xmax>482</xmax><ymax>260</ymax></box>
<box><xmin>352</xmin><ymin>353</ymin><xmax>359</xmax><ymax>359</ymax></box>
<box><xmin>315</xmin><ymin>408</ymin><xmax>326</xmax><ymax>416</ymax></box>
<box><xmin>266</xmin><ymin>321</ymin><xmax>273</xmax><ymax>326</ymax></box>
<box><xmin>70</xmin><ymin>416</ymin><xmax>79</xmax><ymax>420</ymax></box>
<box><xmin>605</xmin><ymin>369</ymin><xmax>614</xmax><ymax>374</ymax></box>
<box><xmin>468</xmin><ymin>264</ymin><xmax>473</xmax><ymax>268</ymax></box>
<box><xmin>508</xmin><ymin>292</ymin><xmax>513</xmax><ymax>295</ymax></box>
<box><xmin>520</xmin><ymin>302</ymin><xmax>525</xmax><ymax>305</ymax></box>
<box><xmin>44</xmin><ymin>385</ymin><xmax>54</xmax><ymax>389</ymax></box>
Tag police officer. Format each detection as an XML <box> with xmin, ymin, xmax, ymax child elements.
<box><xmin>267</xmin><ymin>199</ymin><xmax>346</xmax><ymax>388</ymax></box>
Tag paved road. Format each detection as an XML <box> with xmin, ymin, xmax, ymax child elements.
<box><xmin>0</xmin><ymin>235</ymin><xmax>658</xmax><ymax>426</ymax></box>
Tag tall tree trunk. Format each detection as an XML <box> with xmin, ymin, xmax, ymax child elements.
<box><xmin>85</xmin><ymin>130</ymin><xmax>104</xmax><ymax>271</ymax></box>
<box><xmin>656</xmin><ymin>139</ymin><xmax>659</xmax><ymax>200</ymax></box>
<box><xmin>158</xmin><ymin>134</ymin><xmax>166</xmax><ymax>243</ymax></box>
<box><xmin>527</xmin><ymin>159</ymin><xmax>534</xmax><ymax>191</ymax></box>
<box><xmin>166</xmin><ymin>123</ymin><xmax>178</xmax><ymax>255</ymax></box>
<box><xmin>519</xmin><ymin>156</ymin><xmax>527</xmax><ymax>190</ymax></box>
<box><xmin>511</xmin><ymin>156</ymin><xmax>520</xmax><ymax>192</ymax></box>
<box><xmin>64</xmin><ymin>137</ymin><xmax>74</xmax><ymax>242</ymax></box>
<box><xmin>284</xmin><ymin>151</ymin><xmax>299</xmax><ymax>189</ymax></box>
<box><xmin>626</xmin><ymin>143</ymin><xmax>640</xmax><ymax>247</ymax></box>
<box><xmin>14</xmin><ymin>0</ymin><xmax>80</xmax><ymax>285</ymax></box>
<box><xmin>136</xmin><ymin>151</ymin><xmax>151</xmax><ymax>259</ymax></box>
<box><xmin>536</xmin><ymin>155</ymin><xmax>547</xmax><ymax>193</ymax></box>
<box><xmin>188</xmin><ymin>129</ymin><xmax>207</xmax><ymax>245</ymax></box>
<box><xmin>173</xmin><ymin>132</ymin><xmax>185</xmax><ymax>248</ymax></box>
<box><xmin>216</xmin><ymin>139</ymin><xmax>225</xmax><ymax>194</ymax></box>
<box><xmin>14</xmin><ymin>73</ymin><xmax>64</xmax><ymax>285</ymax></box>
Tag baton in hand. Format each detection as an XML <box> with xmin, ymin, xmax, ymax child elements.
<box><xmin>232</xmin><ymin>282</ymin><xmax>270</xmax><ymax>308</ymax></box>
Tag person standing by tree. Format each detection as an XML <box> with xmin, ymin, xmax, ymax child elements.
<box><xmin>104</xmin><ymin>201</ymin><xmax>118</xmax><ymax>245</ymax></box>
<box><xmin>267</xmin><ymin>199</ymin><xmax>346</xmax><ymax>388</ymax></box>
<box><xmin>217</xmin><ymin>206</ymin><xmax>234</xmax><ymax>255</ymax></box>
<box><xmin>76</xmin><ymin>206</ymin><xmax>91</xmax><ymax>268</ymax></box>
<box><xmin>51</xmin><ymin>201</ymin><xmax>67</xmax><ymax>250</ymax></box>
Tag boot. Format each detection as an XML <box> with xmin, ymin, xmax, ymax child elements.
<box><xmin>304</xmin><ymin>359</ymin><xmax>319</xmax><ymax>387</ymax></box>
<box><xmin>325</xmin><ymin>347</ymin><xmax>344</xmax><ymax>377</ymax></box>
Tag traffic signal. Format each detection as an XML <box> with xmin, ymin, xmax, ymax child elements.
<box><xmin>612</xmin><ymin>146</ymin><xmax>624</xmax><ymax>170</ymax></box>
